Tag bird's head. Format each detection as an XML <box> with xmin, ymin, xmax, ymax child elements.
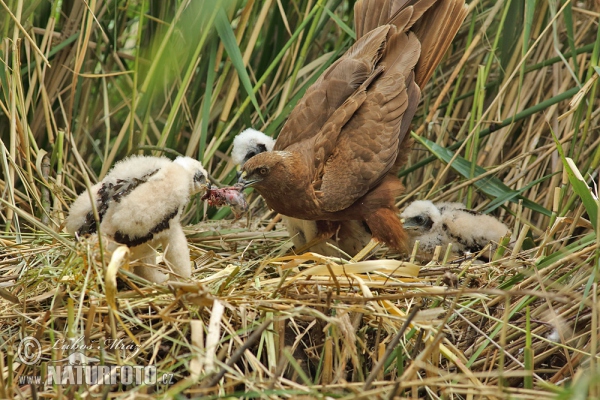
<box><xmin>174</xmin><ymin>156</ymin><xmax>209</xmax><ymax>194</ymax></box>
<box><xmin>232</xmin><ymin>128</ymin><xmax>276</xmax><ymax>166</ymax></box>
<box><xmin>400</xmin><ymin>200</ymin><xmax>441</xmax><ymax>236</ymax></box>
<box><xmin>237</xmin><ymin>151</ymin><xmax>298</xmax><ymax>192</ymax></box>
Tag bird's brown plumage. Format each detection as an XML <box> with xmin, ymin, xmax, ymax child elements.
<box><xmin>241</xmin><ymin>0</ymin><xmax>467</xmax><ymax>252</ymax></box>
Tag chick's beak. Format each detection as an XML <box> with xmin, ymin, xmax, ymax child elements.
<box><xmin>400</xmin><ymin>218</ymin><xmax>418</xmax><ymax>231</ymax></box>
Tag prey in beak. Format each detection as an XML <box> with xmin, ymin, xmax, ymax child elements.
<box><xmin>202</xmin><ymin>182</ymin><xmax>249</xmax><ymax>219</ymax></box>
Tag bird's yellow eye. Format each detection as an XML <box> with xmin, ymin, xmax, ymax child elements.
<box><xmin>259</xmin><ymin>167</ymin><xmax>268</xmax><ymax>175</ymax></box>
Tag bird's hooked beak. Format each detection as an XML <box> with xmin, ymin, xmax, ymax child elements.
<box><xmin>237</xmin><ymin>170</ymin><xmax>259</xmax><ymax>189</ymax></box>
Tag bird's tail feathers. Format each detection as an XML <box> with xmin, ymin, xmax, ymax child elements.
<box><xmin>412</xmin><ymin>0</ymin><xmax>469</xmax><ymax>87</ymax></box>
<box><xmin>354</xmin><ymin>0</ymin><xmax>468</xmax><ymax>88</ymax></box>
<box><xmin>354</xmin><ymin>0</ymin><xmax>438</xmax><ymax>39</ymax></box>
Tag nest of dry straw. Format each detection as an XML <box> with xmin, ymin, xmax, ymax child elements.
<box><xmin>1</xmin><ymin>205</ymin><xmax>597</xmax><ymax>398</ymax></box>
<box><xmin>1</xmin><ymin>0</ymin><xmax>600</xmax><ymax>398</ymax></box>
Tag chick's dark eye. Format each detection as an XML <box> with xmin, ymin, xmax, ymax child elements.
<box><xmin>415</xmin><ymin>216</ymin><xmax>425</xmax><ymax>225</ymax></box>
<box><xmin>259</xmin><ymin>167</ymin><xmax>268</xmax><ymax>175</ymax></box>
<box><xmin>194</xmin><ymin>171</ymin><xmax>206</xmax><ymax>182</ymax></box>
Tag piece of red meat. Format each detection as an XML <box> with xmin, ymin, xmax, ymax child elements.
<box><xmin>202</xmin><ymin>184</ymin><xmax>248</xmax><ymax>218</ymax></box>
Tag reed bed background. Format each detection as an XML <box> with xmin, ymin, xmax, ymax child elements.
<box><xmin>1</xmin><ymin>0</ymin><xmax>599</xmax><ymax>398</ymax></box>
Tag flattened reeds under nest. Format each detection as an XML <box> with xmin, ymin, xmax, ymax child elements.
<box><xmin>1</xmin><ymin>213</ymin><xmax>598</xmax><ymax>399</ymax></box>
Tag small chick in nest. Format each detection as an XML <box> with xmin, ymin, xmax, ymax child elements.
<box><xmin>66</xmin><ymin>155</ymin><xmax>209</xmax><ymax>283</ymax></box>
<box><xmin>400</xmin><ymin>200</ymin><xmax>511</xmax><ymax>261</ymax></box>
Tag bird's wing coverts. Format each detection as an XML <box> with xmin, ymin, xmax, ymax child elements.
<box><xmin>273</xmin><ymin>27</ymin><xmax>388</xmax><ymax>152</ymax></box>
<box><xmin>317</xmin><ymin>27</ymin><xmax>421</xmax><ymax>212</ymax></box>
<box><xmin>273</xmin><ymin>0</ymin><xmax>467</xmax><ymax>214</ymax></box>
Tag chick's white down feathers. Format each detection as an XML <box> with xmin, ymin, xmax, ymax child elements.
<box><xmin>400</xmin><ymin>200</ymin><xmax>511</xmax><ymax>260</ymax></box>
<box><xmin>232</xmin><ymin>128</ymin><xmax>276</xmax><ymax>166</ymax></box>
<box><xmin>66</xmin><ymin>155</ymin><xmax>208</xmax><ymax>283</ymax></box>
<box><xmin>232</xmin><ymin>128</ymin><xmax>371</xmax><ymax>257</ymax></box>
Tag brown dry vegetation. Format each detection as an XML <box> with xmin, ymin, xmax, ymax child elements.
<box><xmin>1</xmin><ymin>0</ymin><xmax>599</xmax><ymax>398</ymax></box>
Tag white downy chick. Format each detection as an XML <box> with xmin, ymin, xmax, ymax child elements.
<box><xmin>400</xmin><ymin>200</ymin><xmax>511</xmax><ymax>260</ymax></box>
<box><xmin>66</xmin><ymin>155</ymin><xmax>173</xmax><ymax>236</ymax></box>
<box><xmin>66</xmin><ymin>155</ymin><xmax>208</xmax><ymax>283</ymax></box>
<box><xmin>400</xmin><ymin>200</ymin><xmax>450</xmax><ymax>259</ymax></box>
<box><xmin>231</xmin><ymin>128</ymin><xmax>276</xmax><ymax>166</ymax></box>
<box><xmin>438</xmin><ymin>202</ymin><xmax>512</xmax><ymax>256</ymax></box>
<box><xmin>231</xmin><ymin>129</ymin><xmax>371</xmax><ymax>257</ymax></box>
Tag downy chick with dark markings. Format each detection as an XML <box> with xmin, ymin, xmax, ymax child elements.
<box><xmin>66</xmin><ymin>155</ymin><xmax>209</xmax><ymax>283</ymax></box>
<box><xmin>400</xmin><ymin>200</ymin><xmax>512</xmax><ymax>261</ymax></box>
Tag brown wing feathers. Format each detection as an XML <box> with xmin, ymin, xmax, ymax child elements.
<box><xmin>355</xmin><ymin>0</ymin><xmax>468</xmax><ymax>88</ymax></box>
<box><xmin>317</xmin><ymin>25</ymin><xmax>421</xmax><ymax>212</ymax></box>
<box><xmin>274</xmin><ymin>27</ymin><xmax>387</xmax><ymax>153</ymax></box>
<box><xmin>320</xmin><ymin>0</ymin><xmax>467</xmax><ymax>236</ymax></box>
<box><xmin>310</xmin><ymin>0</ymin><xmax>467</xmax><ymax>237</ymax></box>
<box><xmin>241</xmin><ymin>0</ymin><xmax>467</xmax><ymax>253</ymax></box>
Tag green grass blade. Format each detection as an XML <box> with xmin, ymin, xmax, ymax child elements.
<box><xmin>215</xmin><ymin>7</ymin><xmax>264</xmax><ymax>123</ymax></box>
<box><xmin>563</xmin><ymin>3</ymin><xmax>580</xmax><ymax>74</ymax></box>
<box><xmin>483</xmin><ymin>173</ymin><xmax>557</xmax><ymax>214</ymax></box>
<box><xmin>551</xmin><ymin>129</ymin><xmax>598</xmax><ymax>229</ymax></box>
<box><xmin>414</xmin><ymin>135</ymin><xmax>551</xmax><ymax>216</ymax></box>
<box><xmin>402</xmin><ymin>86</ymin><xmax>581</xmax><ymax>177</ymax></box>
<box><xmin>198</xmin><ymin>40</ymin><xmax>218</xmax><ymax>162</ymax></box>
<box><xmin>323</xmin><ymin>7</ymin><xmax>355</xmax><ymax>40</ymax></box>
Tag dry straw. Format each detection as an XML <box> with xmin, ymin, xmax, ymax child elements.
<box><xmin>0</xmin><ymin>0</ymin><xmax>599</xmax><ymax>398</ymax></box>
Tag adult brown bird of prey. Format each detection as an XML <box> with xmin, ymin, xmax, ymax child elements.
<box><xmin>239</xmin><ymin>0</ymin><xmax>468</xmax><ymax>258</ymax></box>
<box><xmin>232</xmin><ymin>129</ymin><xmax>371</xmax><ymax>256</ymax></box>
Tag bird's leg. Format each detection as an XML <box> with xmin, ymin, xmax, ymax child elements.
<box><xmin>294</xmin><ymin>235</ymin><xmax>331</xmax><ymax>254</ymax></box>
<box><xmin>160</xmin><ymin>223</ymin><xmax>192</xmax><ymax>280</ymax></box>
<box><xmin>362</xmin><ymin>207</ymin><xmax>408</xmax><ymax>257</ymax></box>
<box><xmin>351</xmin><ymin>238</ymin><xmax>381</xmax><ymax>262</ymax></box>
<box><xmin>131</xmin><ymin>243</ymin><xmax>169</xmax><ymax>283</ymax></box>
<box><xmin>292</xmin><ymin>220</ymin><xmax>338</xmax><ymax>254</ymax></box>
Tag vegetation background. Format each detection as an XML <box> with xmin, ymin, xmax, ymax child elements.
<box><xmin>0</xmin><ymin>0</ymin><xmax>599</xmax><ymax>398</ymax></box>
